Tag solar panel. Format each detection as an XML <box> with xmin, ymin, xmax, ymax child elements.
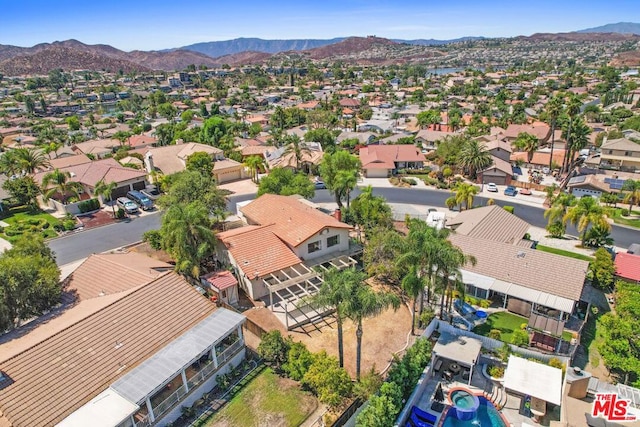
<box><xmin>604</xmin><ymin>177</ymin><xmax>613</xmax><ymax>184</ymax></box>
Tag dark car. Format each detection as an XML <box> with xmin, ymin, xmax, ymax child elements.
<box><xmin>504</xmin><ymin>186</ymin><xmax>518</xmax><ymax>196</ymax></box>
<box><xmin>314</xmin><ymin>180</ymin><xmax>327</xmax><ymax>190</ymax></box>
<box><xmin>127</xmin><ymin>190</ymin><xmax>154</xmax><ymax>211</ymax></box>
<box><xmin>116</xmin><ymin>197</ymin><xmax>139</xmax><ymax>214</ymax></box>
<box><xmin>141</xmin><ymin>185</ymin><xmax>161</xmax><ymax>201</ymax></box>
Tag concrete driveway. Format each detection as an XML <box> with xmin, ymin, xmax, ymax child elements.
<box><xmin>218</xmin><ymin>179</ymin><xmax>258</xmax><ymax>196</ymax></box>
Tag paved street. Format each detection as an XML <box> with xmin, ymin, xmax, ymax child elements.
<box><xmin>50</xmin><ymin>184</ymin><xmax>640</xmax><ymax>266</ymax></box>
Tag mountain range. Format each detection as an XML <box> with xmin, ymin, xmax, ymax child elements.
<box><xmin>0</xmin><ymin>23</ymin><xmax>638</xmax><ymax>75</ymax></box>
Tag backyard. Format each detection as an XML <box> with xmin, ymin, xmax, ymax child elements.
<box><xmin>0</xmin><ymin>206</ymin><xmax>61</xmax><ymax>243</ymax></box>
<box><xmin>473</xmin><ymin>311</ymin><xmax>528</xmax><ymax>343</ymax></box>
<box><xmin>206</xmin><ymin>367</ymin><xmax>318</xmax><ymax>427</ymax></box>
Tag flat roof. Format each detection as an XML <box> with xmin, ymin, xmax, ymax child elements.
<box><xmin>504</xmin><ymin>355</ymin><xmax>563</xmax><ymax>405</ymax></box>
<box><xmin>111</xmin><ymin>308</ymin><xmax>245</xmax><ymax>403</ymax></box>
<box><xmin>432</xmin><ymin>332</ymin><xmax>482</xmax><ymax>367</ymax></box>
<box><xmin>57</xmin><ymin>389</ymin><xmax>138</xmax><ymax>427</ymax></box>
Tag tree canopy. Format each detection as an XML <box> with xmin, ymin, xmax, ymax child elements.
<box><xmin>257</xmin><ymin>167</ymin><xmax>315</xmax><ymax>199</ymax></box>
<box><xmin>319</xmin><ymin>150</ymin><xmax>361</xmax><ymax>207</ymax></box>
<box><xmin>157</xmin><ymin>170</ymin><xmax>226</xmax><ymax>219</ymax></box>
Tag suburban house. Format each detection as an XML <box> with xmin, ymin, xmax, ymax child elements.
<box><xmin>144</xmin><ymin>141</ymin><xmax>247</xmax><ymax>184</ymax></box>
<box><xmin>415</xmin><ymin>129</ymin><xmax>452</xmax><ymax>150</ymax></box>
<box><xmin>566</xmin><ymin>175</ymin><xmax>611</xmax><ymax>198</ymax></box>
<box><xmin>0</xmin><ymin>253</ymin><xmax>247</xmax><ymax>427</ymax></box>
<box><xmin>71</xmin><ymin>138</ymin><xmax>122</xmax><ymax>158</ymax></box>
<box><xmin>216</xmin><ymin>194</ymin><xmax>359</xmax><ymax>329</ymax></box>
<box><xmin>358</xmin><ymin>144</ymin><xmax>426</xmax><ymax>177</ymax></box>
<box><xmin>336</xmin><ymin>131</ymin><xmax>376</xmax><ymax>146</ymax></box>
<box><xmin>614</xmin><ymin>252</ymin><xmax>640</xmax><ymax>284</ymax></box>
<box><xmin>475</xmin><ymin>137</ymin><xmax>514</xmax><ymax>185</ymax></box>
<box><xmin>599</xmin><ymin>137</ymin><xmax>640</xmax><ymax>172</ymax></box>
<box><xmin>33</xmin><ymin>158</ymin><xmax>148</xmax><ymax>214</ymax></box>
<box><xmin>446</xmin><ymin>205</ymin><xmax>531</xmax><ymax>246</ymax></box>
<box><xmin>502</xmin><ymin>122</ymin><xmax>551</xmax><ymax>144</ymax></box>
<box><xmin>264</xmin><ymin>141</ymin><xmax>323</xmax><ymax>172</ymax></box>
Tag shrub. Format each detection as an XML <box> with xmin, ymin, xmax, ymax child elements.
<box><xmin>503</xmin><ymin>205</ymin><xmax>515</xmax><ymax>214</ymax></box>
<box><xmin>402</xmin><ymin>178</ymin><xmax>417</xmax><ymax>186</ymax></box>
<box><xmin>489</xmin><ymin>329</ymin><xmax>502</xmax><ymax>340</ymax></box>
<box><xmin>78</xmin><ymin>198</ymin><xmax>100</xmax><ymax>213</ymax></box>
<box><xmin>143</xmin><ymin>230</ymin><xmax>163</xmax><ymax>250</ymax></box>
<box><xmin>479</xmin><ymin>299</ymin><xmax>491</xmax><ymax>308</ymax></box>
<box><xmin>62</xmin><ymin>219</ymin><xmax>76</xmax><ymax>231</ymax></box>
<box><xmin>488</xmin><ymin>365</ymin><xmax>505</xmax><ymax>378</ymax></box>
<box><xmin>521</xmin><ymin>323</ymin><xmax>528</xmax><ymax>330</ymax></box>
<box><xmin>523</xmin><ymin>232</ymin><xmax>531</xmax><ymax>240</ymax></box>
<box><xmin>548</xmin><ymin>357</ymin><xmax>566</xmax><ymax>374</ymax></box>
<box><xmin>115</xmin><ymin>208</ymin><xmax>126</xmax><ymax>219</ymax></box>
<box><xmin>546</xmin><ymin>220</ymin><xmax>565</xmax><ymax>238</ymax></box>
<box><xmin>487</xmin><ymin>198</ymin><xmax>495</xmax><ymax>206</ymax></box>
<box><xmin>511</xmin><ymin>329</ymin><xmax>529</xmax><ymax>347</ymax></box>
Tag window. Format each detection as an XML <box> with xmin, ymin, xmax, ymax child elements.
<box><xmin>221</xmin><ymin>290</ymin><xmax>227</xmax><ymax>298</ymax></box>
<box><xmin>308</xmin><ymin>240</ymin><xmax>321</xmax><ymax>253</ymax></box>
<box><xmin>327</xmin><ymin>235</ymin><xmax>339</xmax><ymax>247</ymax></box>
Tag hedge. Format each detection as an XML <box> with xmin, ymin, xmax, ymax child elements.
<box><xmin>78</xmin><ymin>198</ymin><xmax>100</xmax><ymax>213</ymax></box>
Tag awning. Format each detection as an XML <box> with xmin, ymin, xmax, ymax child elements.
<box><xmin>461</xmin><ymin>270</ymin><xmax>494</xmax><ymax>290</ymax></box>
<box><xmin>504</xmin><ymin>355</ymin><xmax>563</xmax><ymax>405</ymax></box>
<box><xmin>432</xmin><ymin>332</ymin><xmax>482</xmax><ymax>367</ymax></box>
<box><xmin>57</xmin><ymin>389</ymin><xmax>138</xmax><ymax>427</ymax></box>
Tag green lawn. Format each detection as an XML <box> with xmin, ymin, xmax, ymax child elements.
<box><xmin>606</xmin><ymin>207</ymin><xmax>640</xmax><ymax>228</ymax></box>
<box><xmin>207</xmin><ymin>367</ymin><xmax>317</xmax><ymax>427</ymax></box>
<box><xmin>536</xmin><ymin>245</ymin><xmax>594</xmax><ymax>262</ymax></box>
<box><xmin>0</xmin><ymin>207</ymin><xmax>60</xmax><ymax>243</ymax></box>
<box><xmin>473</xmin><ymin>311</ymin><xmax>528</xmax><ymax>343</ymax></box>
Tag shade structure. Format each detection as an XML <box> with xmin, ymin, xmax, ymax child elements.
<box><xmin>504</xmin><ymin>355</ymin><xmax>563</xmax><ymax>405</ymax></box>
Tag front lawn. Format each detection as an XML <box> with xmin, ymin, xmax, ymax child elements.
<box><xmin>207</xmin><ymin>367</ymin><xmax>317</xmax><ymax>426</ymax></box>
<box><xmin>0</xmin><ymin>207</ymin><xmax>60</xmax><ymax>243</ymax></box>
<box><xmin>473</xmin><ymin>311</ymin><xmax>528</xmax><ymax>343</ymax></box>
<box><xmin>536</xmin><ymin>245</ymin><xmax>594</xmax><ymax>262</ymax></box>
<box><xmin>605</xmin><ymin>207</ymin><xmax>640</xmax><ymax>228</ymax></box>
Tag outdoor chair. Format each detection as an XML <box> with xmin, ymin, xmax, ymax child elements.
<box><xmin>442</xmin><ymin>371</ymin><xmax>453</xmax><ymax>382</ymax></box>
<box><xmin>433</xmin><ymin>359</ymin><xmax>443</xmax><ymax>372</ymax></box>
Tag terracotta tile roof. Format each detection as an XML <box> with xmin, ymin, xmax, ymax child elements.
<box><xmin>218</xmin><ymin>225</ymin><xmax>302</xmax><ymax>279</ymax></box>
<box><xmin>33</xmin><ymin>158</ymin><xmax>147</xmax><ymax>188</ymax></box>
<box><xmin>240</xmin><ymin>194</ymin><xmax>352</xmax><ymax>248</ymax></box>
<box><xmin>447</xmin><ymin>205</ymin><xmax>529</xmax><ymax>245</ymax></box>
<box><xmin>203</xmin><ymin>270</ymin><xmax>238</xmax><ymax>290</ymax></box>
<box><xmin>510</xmin><ymin>149</ymin><xmax>571</xmax><ymax>167</ymax></box>
<box><xmin>240</xmin><ymin>146</ymin><xmax>272</xmax><ymax>156</ymax></box>
<box><xmin>339</xmin><ymin>98</ymin><xmax>360</xmax><ymax>108</ymax></box>
<box><xmin>0</xmin><ymin>273</ymin><xmax>216</xmax><ymax>427</ymax></box>
<box><xmin>359</xmin><ymin>145</ymin><xmax>425</xmax><ymax>170</ymax></box>
<box><xmin>48</xmin><ymin>154</ymin><xmax>92</xmax><ymax>170</ymax></box>
<box><xmin>145</xmin><ymin>143</ymin><xmax>222</xmax><ymax>175</ymax></box>
<box><xmin>72</xmin><ymin>139</ymin><xmax>120</xmax><ymax>155</ymax></box>
<box><xmin>63</xmin><ymin>253</ymin><xmax>172</xmax><ymax>302</ymax></box>
<box><xmin>449</xmin><ymin>234</ymin><xmax>588</xmax><ymax>301</ymax></box>
<box><xmin>482</xmin><ymin>155</ymin><xmax>514</xmax><ymax>176</ymax></box>
<box><xmin>213</xmin><ymin>159</ymin><xmax>243</xmax><ymax>172</ymax></box>
<box><xmin>615</xmin><ymin>252</ymin><xmax>640</xmax><ymax>282</ymax></box>
<box><xmin>503</xmin><ymin>123</ymin><xmax>550</xmax><ymax>140</ymax></box>
<box><xmin>127</xmin><ymin>134</ymin><xmax>157</xmax><ymax>148</ymax></box>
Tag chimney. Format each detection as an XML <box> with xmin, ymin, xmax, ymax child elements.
<box><xmin>176</xmin><ymin>138</ymin><xmax>184</xmax><ymax>145</ymax></box>
<box><xmin>334</xmin><ymin>208</ymin><xmax>341</xmax><ymax>222</ymax></box>
<box><xmin>144</xmin><ymin>152</ymin><xmax>154</xmax><ymax>174</ymax></box>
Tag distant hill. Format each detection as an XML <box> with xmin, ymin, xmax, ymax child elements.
<box><xmin>397</xmin><ymin>36</ymin><xmax>485</xmax><ymax>45</ymax></box>
<box><xmin>0</xmin><ymin>40</ymin><xmax>223</xmax><ymax>75</ymax></box>
<box><xmin>577</xmin><ymin>22</ymin><xmax>640</xmax><ymax>35</ymax></box>
<box><xmin>611</xmin><ymin>50</ymin><xmax>640</xmax><ymax>67</ymax></box>
<box><xmin>179</xmin><ymin>37</ymin><xmax>345</xmax><ymax>58</ymax></box>
<box><xmin>520</xmin><ymin>32</ymin><xmax>640</xmax><ymax>42</ymax></box>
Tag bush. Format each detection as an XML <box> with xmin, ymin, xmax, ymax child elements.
<box><xmin>402</xmin><ymin>178</ymin><xmax>417</xmax><ymax>186</ymax></box>
<box><xmin>62</xmin><ymin>219</ymin><xmax>76</xmax><ymax>231</ymax></box>
<box><xmin>78</xmin><ymin>198</ymin><xmax>100</xmax><ymax>213</ymax></box>
<box><xmin>521</xmin><ymin>323</ymin><xmax>528</xmax><ymax>330</ymax></box>
<box><xmin>143</xmin><ymin>230</ymin><xmax>163</xmax><ymax>250</ymax></box>
<box><xmin>548</xmin><ymin>357</ymin><xmax>565</xmax><ymax>373</ymax></box>
<box><xmin>115</xmin><ymin>208</ymin><xmax>126</xmax><ymax>219</ymax></box>
<box><xmin>503</xmin><ymin>205</ymin><xmax>515</xmax><ymax>214</ymax></box>
<box><xmin>511</xmin><ymin>329</ymin><xmax>529</xmax><ymax>347</ymax></box>
<box><xmin>478</xmin><ymin>299</ymin><xmax>491</xmax><ymax>308</ymax></box>
<box><xmin>489</xmin><ymin>329</ymin><xmax>502</xmax><ymax>340</ymax></box>
<box><xmin>488</xmin><ymin>365</ymin><xmax>505</xmax><ymax>378</ymax></box>
<box><xmin>546</xmin><ymin>220</ymin><xmax>565</xmax><ymax>238</ymax></box>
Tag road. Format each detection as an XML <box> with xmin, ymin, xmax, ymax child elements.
<box><xmin>50</xmin><ymin>187</ymin><xmax>640</xmax><ymax>265</ymax></box>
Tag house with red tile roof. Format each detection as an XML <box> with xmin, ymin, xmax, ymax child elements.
<box><xmin>216</xmin><ymin>195</ymin><xmax>359</xmax><ymax>329</ymax></box>
<box><xmin>614</xmin><ymin>252</ymin><xmax>640</xmax><ymax>283</ymax></box>
<box><xmin>358</xmin><ymin>144</ymin><xmax>426</xmax><ymax>178</ymax></box>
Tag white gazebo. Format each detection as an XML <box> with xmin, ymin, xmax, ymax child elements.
<box><xmin>503</xmin><ymin>355</ymin><xmax>563</xmax><ymax>422</ymax></box>
<box><xmin>432</xmin><ymin>332</ymin><xmax>482</xmax><ymax>385</ymax></box>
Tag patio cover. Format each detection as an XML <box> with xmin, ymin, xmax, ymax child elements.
<box><xmin>432</xmin><ymin>332</ymin><xmax>482</xmax><ymax>367</ymax></box>
<box><xmin>57</xmin><ymin>389</ymin><xmax>138</xmax><ymax>427</ymax></box>
<box><xmin>504</xmin><ymin>355</ymin><xmax>563</xmax><ymax>405</ymax></box>
<box><xmin>528</xmin><ymin>313</ymin><xmax>565</xmax><ymax>337</ymax></box>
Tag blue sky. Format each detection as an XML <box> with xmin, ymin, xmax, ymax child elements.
<box><xmin>3</xmin><ymin>0</ymin><xmax>639</xmax><ymax>51</ymax></box>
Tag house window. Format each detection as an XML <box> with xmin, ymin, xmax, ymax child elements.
<box><xmin>221</xmin><ymin>290</ymin><xmax>227</xmax><ymax>299</ymax></box>
<box><xmin>327</xmin><ymin>235</ymin><xmax>340</xmax><ymax>247</ymax></box>
<box><xmin>608</xmin><ymin>150</ymin><xmax>613</xmax><ymax>154</ymax></box>
<box><xmin>308</xmin><ymin>240</ymin><xmax>321</xmax><ymax>253</ymax></box>
<box><xmin>625</xmin><ymin>151</ymin><xmax>631</xmax><ymax>156</ymax></box>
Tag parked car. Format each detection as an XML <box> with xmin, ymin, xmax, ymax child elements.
<box><xmin>519</xmin><ymin>188</ymin><xmax>532</xmax><ymax>195</ymax></box>
<box><xmin>141</xmin><ymin>185</ymin><xmax>161</xmax><ymax>201</ymax></box>
<box><xmin>504</xmin><ymin>186</ymin><xmax>518</xmax><ymax>196</ymax></box>
<box><xmin>116</xmin><ymin>197</ymin><xmax>139</xmax><ymax>214</ymax></box>
<box><xmin>486</xmin><ymin>183</ymin><xmax>498</xmax><ymax>192</ymax></box>
<box><xmin>428</xmin><ymin>208</ymin><xmax>438</xmax><ymax>213</ymax></box>
<box><xmin>127</xmin><ymin>190</ymin><xmax>154</xmax><ymax>211</ymax></box>
<box><xmin>314</xmin><ymin>180</ymin><xmax>327</xmax><ymax>190</ymax></box>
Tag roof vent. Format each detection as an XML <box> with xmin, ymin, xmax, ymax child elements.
<box><xmin>516</xmin><ymin>251</ymin><xmax>526</xmax><ymax>259</ymax></box>
<box><xmin>114</xmin><ymin>341</ymin><xmax>123</xmax><ymax>349</ymax></box>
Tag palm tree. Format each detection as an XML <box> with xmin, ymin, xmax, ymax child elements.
<box><xmin>342</xmin><ymin>272</ymin><xmax>400</xmax><ymax>381</ymax></box>
<box><xmin>545</xmin><ymin>95</ymin><xmax>563</xmax><ymax>171</ymax></box>
<box><xmin>563</xmin><ymin>116</ymin><xmax>591</xmax><ymax>170</ymax></box>
<box><xmin>453</xmin><ymin>182</ymin><xmax>479</xmax><ymax>210</ymax></box>
<box><xmin>41</xmin><ymin>169</ymin><xmax>84</xmax><ymax>204</ymax></box>
<box><xmin>282</xmin><ymin>135</ymin><xmax>312</xmax><ymax>171</ymax></box>
<box><xmin>14</xmin><ymin>148</ymin><xmax>50</xmax><ymax>173</ymax></box>
<box><xmin>160</xmin><ymin>201</ymin><xmax>215</xmax><ymax>278</ymax></box>
<box><xmin>563</xmin><ymin>196</ymin><xmax>611</xmax><ymax>245</ymax></box>
<box><xmin>621</xmin><ymin>180</ymin><xmax>640</xmax><ymax>215</ymax></box>
<box><xmin>401</xmin><ymin>266</ymin><xmax>424</xmax><ymax>335</ymax></box>
<box><xmin>437</xmin><ymin>241</ymin><xmax>476</xmax><ymax>321</ymax></box>
<box><xmin>307</xmin><ymin>267</ymin><xmax>356</xmax><ymax>368</ymax></box>
<box><xmin>514</xmin><ymin>132</ymin><xmax>539</xmax><ymax>164</ymax></box>
<box><xmin>0</xmin><ymin>150</ymin><xmax>20</xmax><ymax>175</ymax></box>
<box><xmin>544</xmin><ymin>192</ymin><xmax>576</xmax><ymax>225</ymax></box>
<box><xmin>457</xmin><ymin>139</ymin><xmax>492</xmax><ymax>179</ymax></box>
<box><xmin>561</xmin><ymin>95</ymin><xmax>583</xmax><ymax>174</ymax></box>
<box><xmin>243</xmin><ymin>155</ymin><xmax>266</xmax><ymax>183</ymax></box>
<box><xmin>42</xmin><ymin>142</ymin><xmax>63</xmax><ymax>160</ymax></box>
<box><xmin>334</xmin><ymin>170</ymin><xmax>358</xmax><ymax>208</ymax></box>
<box><xmin>94</xmin><ymin>179</ymin><xmax>118</xmax><ymax>216</ymax></box>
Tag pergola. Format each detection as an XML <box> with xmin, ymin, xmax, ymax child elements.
<box><xmin>432</xmin><ymin>332</ymin><xmax>482</xmax><ymax>385</ymax></box>
<box><xmin>263</xmin><ymin>253</ymin><xmax>358</xmax><ymax>330</ymax></box>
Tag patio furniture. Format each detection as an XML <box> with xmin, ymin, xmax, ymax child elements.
<box><xmin>461</xmin><ymin>369</ymin><xmax>470</xmax><ymax>381</ymax></box>
<box><xmin>448</xmin><ymin>363</ymin><xmax>461</xmax><ymax>375</ymax></box>
<box><xmin>530</xmin><ymin>396</ymin><xmax>546</xmax><ymax>422</ymax></box>
<box><xmin>442</xmin><ymin>371</ymin><xmax>453</xmax><ymax>382</ymax></box>
<box><xmin>434</xmin><ymin>358</ymin><xmax>443</xmax><ymax>372</ymax></box>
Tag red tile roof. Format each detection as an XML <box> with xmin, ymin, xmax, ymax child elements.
<box><xmin>203</xmin><ymin>270</ymin><xmax>238</xmax><ymax>290</ymax></box>
<box><xmin>615</xmin><ymin>252</ymin><xmax>640</xmax><ymax>282</ymax></box>
<box><xmin>359</xmin><ymin>145</ymin><xmax>425</xmax><ymax>170</ymax></box>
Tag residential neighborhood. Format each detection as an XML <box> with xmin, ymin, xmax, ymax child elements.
<box><xmin>1</xmin><ymin>18</ymin><xmax>640</xmax><ymax>427</ymax></box>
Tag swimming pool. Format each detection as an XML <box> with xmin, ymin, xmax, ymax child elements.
<box><xmin>441</xmin><ymin>396</ymin><xmax>508</xmax><ymax>427</ymax></box>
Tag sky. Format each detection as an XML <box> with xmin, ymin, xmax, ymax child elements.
<box><xmin>3</xmin><ymin>0</ymin><xmax>639</xmax><ymax>51</ymax></box>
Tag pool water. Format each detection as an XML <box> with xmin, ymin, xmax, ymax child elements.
<box><xmin>442</xmin><ymin>397</ymin><xmax>508</xmax><ymax>427</ymax></box>
<box><xmin>451</xmin><ymin>390</ymin><xmax>477</xmax><ymax>409</ymax></box>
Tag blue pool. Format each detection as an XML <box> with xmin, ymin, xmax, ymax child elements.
<box><xmin>441</xmin><ymin>396</ymin><xmax>508</xmax><ymax>427</ymax></box>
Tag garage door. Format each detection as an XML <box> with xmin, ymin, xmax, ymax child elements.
<box><xmin>216</xmin><ymin>169</ymin><xmax>242</xmax><ymax>183</ymax></box>
<box><xmin>489</xmin><ymin>176</ymin><xmax>507</xmax><ymax>186</ymax></box>
<box><xmin>112</xmin><ymin>186</ymin><xmax>129</xmax><ymax>198</ymax></box>
<box><xmin>366</xmin><ymin>168</ymin><xmax>389</xmax><ymax>178</ymax></box>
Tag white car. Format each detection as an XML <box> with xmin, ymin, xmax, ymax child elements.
<box><xmin>486</xmin><ymin>183</ymin><xmax>498</xmax><ymax>192</ymax></box>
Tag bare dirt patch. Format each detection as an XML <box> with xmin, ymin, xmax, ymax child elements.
<box><xmin>76</xmin><ymin>210</ymin><xmax>115</xmax><ymax>229</ymax></box>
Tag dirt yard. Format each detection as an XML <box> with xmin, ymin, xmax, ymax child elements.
<box><xmin>76</xmin><ymin>210</ymin><xmax>115</xmax><ymax>229</ymax></box>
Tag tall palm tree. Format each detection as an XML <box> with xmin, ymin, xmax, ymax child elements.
<box><xmin>622</xmin><ymin>180</ymin><xmax>640</xmax><ymax>215</ymax></box>
<box><xmin>243</xmin><ymin>155</ymin><xmax>266</xmax><ymax>183</ymax></box>
<box><xmin>437</xmin><ymin>242</ymin><xmax>476</xmax><ymax>321</ymax></box>
<box><xmin>457</xmin><ymin>139</ymin><xmax>492</xmax><ymax>179</ymax></box>
<box><xmin>14</xmin><ymin>148</ymin><xmax>50</xmax><ymax>173</ymax></box>
<box><xmin>563</xmin><ymin>196</ymin><xmax>611</xmax><ymax>245</ymax></box>
<box><xmin>545</xmin><ymin>95</ymin><xmax>563</xmax><ymax>171</ymax></box>
<box><xmin>307</xmin><ymin>267</ymin><xmax>356</xmax><ymax>368</ymax></box>
<box><xmin>94</xmin><ymin>179</ymin><xmax>118</xmax><ymax>216</ymax></box>
<box><xmin>282</xmin><ymin>135</ymin><xmax>312</xmax><ymax>171</ymax></box>
<box><xmin>342</xmin><ymin>272</ymin><xmax>400</xmax><ymax>381</ymax></box>
<box><xmin>563</xmin><ymin>116</ymin><xmax>591</xmax><ymax>170</ymax></box>
<box><xmin>401</xmin><ymin>266</ymin><xmax>424</xmax><ymax>336</ymax></box>
<box><xmin>334</xmin><ymin>169</ymin><xmax>358</xmax><ymax>208</ymax></box>
<box><xmin>544</xmin><ymin>192</ymin><xmax>576</xmax><ymax>225</ymax></box>
<box><xmin>453</xmin><ymin>182</ymin><xmax>479</xmax><ymax>210</ymax></box>
<box><xmin>41</xmin><ymin>169</ymin><xmax>84</xmax><ymax>204</ymax></box>
<box><xmin>514</xmin><ymin>132</ymin><xmax>539</xmax><ymax>164</ymax></box>
<box><xmin>0</xmin><ymin>150</ymin><xmax>20</xmax><ymax>175</ymax></box>
<box><xmin>160</xmin><ymin>201</ymin><xmax>215</xmax><ymax>278</ymax></box>
<box><xmin>561</xmin><ymin>95</ymin><xmax>583</xmax><ymax>174</ymax></box>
